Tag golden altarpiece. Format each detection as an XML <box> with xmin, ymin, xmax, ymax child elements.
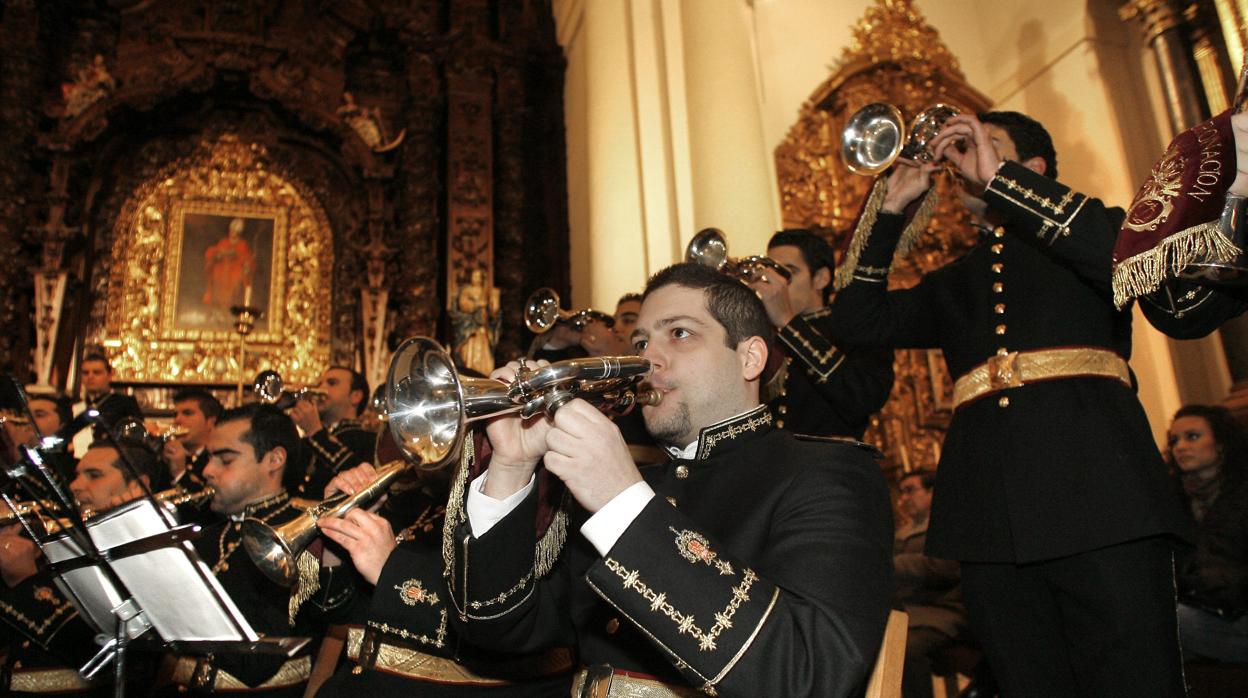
<box><xmin>775</xmin><ymin>0</ymin><xmax>991</xmax><ymax>474</ymax></box>
<box><xmin>0</xmin><ymin>1</ymin><xmax>569</xmax><ymax>407</ymax></box>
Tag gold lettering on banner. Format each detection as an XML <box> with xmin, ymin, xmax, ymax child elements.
<box><xmin>1189</xmin><ymin>120</ymin><xmax>1224</xmax><ymax>203</ymax></box>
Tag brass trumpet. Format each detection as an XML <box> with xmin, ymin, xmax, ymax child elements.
<box><xmin>841</xmin><ymin>102</ymin><xmax>960</xmax><ymax>176</ymax></box>
<box><xmin>241</xmin><ymin>337</ymin><xmax>659</xmax><ymax>586</ymax></box>
<box><xmin>0</xmin><ymin>486</ymin><xmax>213</xmax><ymax>531</ymax></box>
<box><xmin>113</xmin><ymin>417</ymin><xmax>190</xmax><ymax>453</ymax></box>
<box><xmin>253</xmin><ymin>370</ymin><xmax>329</xmax><ymax>410</ymax></box>
<box><xmin>0</xmin><ymin>499</ymin><xmax>62</xmax><ymax>526</ymax></box>
<box><xmin>524</xmin><ymin>287</ymin><xmax>615</xmax><ymax>334</ymax></box>
<box><xmin>685</xmin><ymin>228</ymin><xmax>792</xmax><ymax>283</ymax></box>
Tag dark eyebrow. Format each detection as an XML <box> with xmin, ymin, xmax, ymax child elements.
<box><xmin>656</xmin><ymin>315</ymin><xmax>706</xmax><ymax>329</ymax></box>
<box><xmin>210</xmin><ymin>448</ymin><xmax>241</xmax><ymax>458</ymax></box>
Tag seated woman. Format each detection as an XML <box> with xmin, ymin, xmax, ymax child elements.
<box><xmin>1167</xmin><ymin>405</ymin><xmax>1248</xmax><ymax>662</ymax></box>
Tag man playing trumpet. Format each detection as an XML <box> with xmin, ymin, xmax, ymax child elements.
<box><xmin>446</xmin><ymin>263</ymin><xmax>893</xmax><ymax>696</ymax></box>
<box><xmin>289</xmin><ymin>367</ymin><xmax>376</xmax><ymax>498</ymax></box>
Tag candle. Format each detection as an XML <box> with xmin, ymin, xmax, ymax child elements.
<box><xmin>243</xmin><ymin>285</ymin><xmax>252</xmax><ymax>307</ymax></box>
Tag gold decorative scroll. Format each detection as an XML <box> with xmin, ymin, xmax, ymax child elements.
<box><xmin>92</xmin><ymin>134</ymin><xmax>332</xmax><ymax>386</ymax></box>
<box><xmin>774</xmin><ymin>0</ymin><xmax>990</xmax><ymax>474</ymax></box>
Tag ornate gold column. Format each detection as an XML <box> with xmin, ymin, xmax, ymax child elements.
<box><xmin>1121</xmin><ymin>0</ymin><xmax>1211</xmax><ymax>132</ymax></box>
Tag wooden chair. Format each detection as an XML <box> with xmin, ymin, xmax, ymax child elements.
<box><xmin>865</xmin><ymin>610</ymin><xmax>909</xmax><ymax>698</ymax></box>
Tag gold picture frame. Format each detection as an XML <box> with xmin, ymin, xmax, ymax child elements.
<box><xmin>92</xmin><ymin>135</ymin><xmax>332</xmax><ymax>387</ymax></box>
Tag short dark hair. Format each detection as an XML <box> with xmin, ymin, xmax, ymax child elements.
<box><xmin>81</xmin><ymin>353</ymin><xmax>113</xmax><ymax>373</ymax></box>
<box><xmin>978</xmin><ymin>111</ymin><xmax>1058</xmax><ymax>180</ymax></box>
<box><xmin>172</xmin><ymin>388</ymin><xmax>223</xmax><ymax>421</ymax></box>
<box><xmin>329</xmin><ymin>366</ymin><xmax>369</xmax><ymax>417</ymax></box>
<box><xmin>617</xmin><ymin>292</ymin><xmax>643</xmax><ymax>307</ymax></box>
<box><xmin>1172</xmin><ymin>404</ymin><xmax>1248</xmax><ymax>490</ymax></box>
<box><xmin>28</xmin><ymin>393</ymin><xmax>72</xmax><ymax>430</ymax></box>
<box><xmin>767</xmin><ymin>229</ymin><xmax>837</xmax><ymax>302</ymax></box>
<box><xmin>216</xmin><ymin>404</ymin><xmax>300</xmax><ymax>469</ymax></box>
<box><xmin>900</xmin><ymin>469</ymin><xmax>937</xmax><ymax>491</ymax></box>
<box><xmin>643</xmin><ymin>263</ymin><xmax>773</xmax><ymax>349</ymax></box>
<box><xmin>86</xmin><ymin>443</ymin><xmax>167</xmax><ymax>490</ymax></box>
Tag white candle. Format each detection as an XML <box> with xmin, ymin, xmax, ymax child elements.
<box><xmin>243</xmin><ymin>285</ymin><xmax>252</xmax><ymax>307</ymax></box>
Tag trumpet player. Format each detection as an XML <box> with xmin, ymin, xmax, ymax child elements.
<box><xmin>164</xmin><ymin>404</ymin><xmax>341</xmax><ymax>695</ymax></box>
<box><xmin>829</xmin><ymin>111</ymin><xmax>1189</xmax><ymax>696</ymax></box>
<box><xmin>451</xmin><ymin>263</ymin><xmax>893</xmax><ymax>697</ymax></box>
<box><xmin>163</xmin><ymin>388</ymin><xmax>222</xmax><ymax>491</ymax></box>
<box><xmin>288</xmin><ymin>367</ymin><xmax>376</xmax><ymax>498</ymax></box>
<box><xmin>749</xmin><ymin>229</ymin><xmax>894</xmax><ymax>438</ymax></box>
<box><xmin>0</xmin><ymin>443</ymin><xmax>161</xmax><ymax>694</ymax></box>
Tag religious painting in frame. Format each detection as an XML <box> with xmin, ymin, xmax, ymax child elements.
<box><xmin>91</xmin><ymin>135</ymin><xmax>332</xmax><ymax>387</ymax></box>
<box><xmin>164</xmin><ymin>202</ymin><xmax>287</xmax><ymax>339</ymax></box>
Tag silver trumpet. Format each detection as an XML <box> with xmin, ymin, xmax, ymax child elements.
<box><xmin>685</xmin><ymin>227</ymin><xmax>792</xmax><ymax>283</ymax></box>
<box><xmin>241</xmin><ymin>337</ymin><xmax>660</xmax><ymax>586</ymax></box>
<box><xmin>524</xmin><ymin>287</ymin><xmax>616</xmax><ymax>334</ymax></box>
<box><xmin>841</xmin><ymin>102</ymin><xmax>960</xmax><ymax>176</ymax></box>
<box><xmin>253</xmin><ymin>370</ymin><xmax>329</xmax><ymax>410</ymax></box>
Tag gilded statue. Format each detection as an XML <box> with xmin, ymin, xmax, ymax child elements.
<box><xmin>60</xmin><ymin>54</ymin><xmax>116</xmax><ymax>118</ymax></box>
<box><xmin>450</xmin><ymin>269</ymin><xmax>501</xmax><ymax>376</ymax></box>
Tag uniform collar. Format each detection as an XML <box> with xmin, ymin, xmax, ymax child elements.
<box><xmin>232</xmin><ymin>490</ymin><xmax>290</xmax><ymax>521</ymax></box>
<box><xmin>686</xmin><ymin>405</ymin><xmax>773</xmax><ymax>461</ymax></box>
<box><xmin>329</xmin><ymin>418</ymin><xmax>362</xmax><ymax>433</ymax></box>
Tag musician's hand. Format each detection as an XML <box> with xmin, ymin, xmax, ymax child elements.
<box><xmin>0</xmin><ymin>524</ymin><xmax>40</xmax><ymax>588</ymax></box>
<box><xmin>290</xmin><ymin>398</ymin><xmax>323</xmax><ymax>436</ymax></box>
<box><xmin>543</xmin><ymin>323</ymin><xmax>583</xmax><ymax>351</ymax></box>
<box><xmin>930</xmin><ymin>114</ymin><xmax>1002</xmax><ymax>191</ymax></box>
<box><xmin>1231</xmin><ymin>112</ymin><xmax>1248</xmax><ymax>197</ymax></box>
<box><xmin>883</xmin><ymin>158</ymin><xmax>940</xmax><ymax>213</ymax></box>
<box><xmin>163</xmin><ymin>439</ymin><xmax>189</xmax><ymax>478</ymax></box>
<box><xmin>324</xmin><ymin>463</ymin><xmax>387</xmax><ymax>513</ymax></box>
<box><xmin>749</xmin><ymin>272</ymin><xmax>795</xmax><ymax>328</ymax></box>
<box><xmin>318</xmin><ymin>509</ymin><xmax>395</xmax><ymax>586</ymax></box>
<box><xmin>544</xmin><ymin>398</ymin><xmax>641</xmax><ymax>513</ymax></box>
<box><xmin>580</xmin><ymin>319</ymin><xmax>628</xmax><ymax>357</ymax></box>
<box><xmin>482</xmin><ymin>359</ymin><xmax>553</xmax><ymax>499</ymax></box>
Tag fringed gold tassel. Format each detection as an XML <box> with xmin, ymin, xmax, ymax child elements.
<box><xmin>1111</xmin><ymin>221</ymin><xmax>1236</xmax><ymax>308</ymax></box>
<box><xmin>895</xmin><ymin>188</ymin><xmax>938</xmax><ymax>264</ymax></box>
<box><xmin>533</xmin><ymin>494</ymin><xmax>568</xmax><ymax>579</ymax></box>
<box><xmin>441</xmin><ymin>434</ymin><xmax>474</xmax><ymax>576</ymax></box>
<box><xmin>288</xmin><ymin>549</ymin><xmax>321</xmax><ymax>625</ymax></box>
<box><xmin>834</xmin><ymin>178</ymin><xmax>889</xmax><ymax>291</ymax></box>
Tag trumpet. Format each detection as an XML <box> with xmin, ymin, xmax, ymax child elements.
<box><xmin>841</xmin><ymin>102</ymin><xmax>960</xmax><ymax>176</ymax></box>
<box><xmin>685</xmin><ymin>228</ymin><xmax>792</xmax><ymax>283</ymax></box>
<box><xmin>241</xmin><ymin>337</ymin><xmax>659</xmax><ymax>586</ymax></box>
<box><xmin>0</xmin><ymin>499</ymin><xmax>63</xmax><ymax>527</ymax></box>
<box><xmin>253</xmin><ymin>370</ymin><xmax>329</xmax><ymax>410</ymax></box>
<box><xmin>524</xmin><ymin>287</ymin><xmax>616</xmax><ymax>334</ymax></box>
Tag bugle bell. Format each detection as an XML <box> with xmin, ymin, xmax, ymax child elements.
<box><xmin>524</xmin><ymin>287</ymin><xmax>616</xmax><ymax>334</ymax></box>
<box><xmin>252</xmin><ymin>370</ymin><xmax>328</xmax><ymax>410</ymax></box>
<box><xmin>841</xmin><ymin>102</ymin><xmax>960</xmax><ymax>176</ymax></box>
<box><xmin>684</xmin><ymin>228</ymin><xmax>792</xmax><ymax>283</ymax></box>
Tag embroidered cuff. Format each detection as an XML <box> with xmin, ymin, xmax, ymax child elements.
<box><xmin>580</xmin><ymin>481</ymin><xmax>656</xmax><ymax>556</ymax></box>
<box><xmin>778</xmin><ymin>310</ymin><xmax>846</xmax><ymax>382</ymax></box>
<box><xmin>584</xmin><ymin>498</ymin><xmax>779</xmax><ymax>690</ymax></box>
<box><xmin>466</xmin><ymin>471</ymin><xmax>536</xmax><ymax>538</ymax></box>
<box><xmin>984</xmin><ymin>161</ymin><xmax>1089</xmax><ymax>246</ymax></box>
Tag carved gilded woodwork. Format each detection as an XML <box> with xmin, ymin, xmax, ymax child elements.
<box><xmin>774</xmin><ymin>0</ymin><xmax>990</xmax><ymax>473</ymax></box>
<box><xmin>90</xmin><ymin>135</ymin><xmax>332</xmax><ymax>386</ymax></box>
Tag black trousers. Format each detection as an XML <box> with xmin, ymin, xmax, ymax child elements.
<box><xmin>961</xmin><ymin>536</ymin><xmax>1185</xmax><ymax>698</ymax></box>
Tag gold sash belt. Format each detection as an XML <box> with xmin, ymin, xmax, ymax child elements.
<box><xmin>170</xmin><ymin>654</ymin><xmax>311</xmax><ymax>691</ymax></box>
<box><xmin>9</xmin><ymin>666</ymin><xmax>94</xmax><ymax>693</ymax></box>
<box><xmin>345</xmin><ymin>626</ymin><xmax>572</xmax><ymax>684</ymax></box>
<box><xmin>952</xmin><ymin>347</ymin><xmax>1130</xmax><ymax>410</ymax></box>
<box><xmin>571</xmin><ymin>666</ymin><xmax>705</xmax><ymax>698</ymax></box>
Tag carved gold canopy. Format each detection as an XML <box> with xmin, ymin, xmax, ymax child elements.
<box><xmin>775</xmin><ymin>0</ymin><xmax>991</xmax><ymax>473</ymax></box>
<box><xmin>91</xmin><ymin>135</ymin><xmax>332</xmax><ymax>386</ymax></box>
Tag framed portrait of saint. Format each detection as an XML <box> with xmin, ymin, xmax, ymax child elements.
<box><xmin>161</xmin><ymin>202</ymin><xmax>288</xmax><ymax>343</ymax></box>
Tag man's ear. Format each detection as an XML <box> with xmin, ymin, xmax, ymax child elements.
<box><xmin>350</xmin><ymin>389</ymin><xmax>365</xmax><ymax>414</ymax></box>
<box><xmin>1021</xmin><ymin>155</ymin><xmax>1046</xmax><ymax>177</ymax></box>
<box><xmin>262</xmin><ymin>446</ymin><xmax>287</xmax><ymax>477</ymax></box>
<box><xmin>738</xmin><ymin>336</ymin><xmax>768</xmax><ymax>381</ymax></box>
<box><xmin>812</xmin><ymin>266</ymin><xmax>832</xmax><ymax>296</ymax></box>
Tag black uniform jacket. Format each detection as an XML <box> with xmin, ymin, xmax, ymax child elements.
<box><xmin>447</xmin><ymin>406</ymin><xmax>894</xmax><ymax>698</ymax></box>
<box><xmin>830</xmin><ymin>162</ymin><xmax>1189</xmax><ymax>563</ymax></box>
<box><xmin>189</xmin><ymin>492</ymin><xmax>335</xmax><ymax>689</ymax></box>
<box><xmin>292</xmin><ymin>420</ymin><xmax>376</xmax><ymax>499</ymax></box>
<box><xmin>769</xmin><ymin>307</ymin><xmax>894</xmax><ymax>438</ymax></box>
<box><xmin>0</xmin><ymin>569</ymin><xmax>100</xmax><ymax>690</ymax></box>
<box><xmin>318</xmin><ymin>486</ymin><xmax>569</xmax><ymax>696</ymax></box>
<box><xmin>1139</xmin><ymin>276</ymin><xmax>1248</xmax><ymax>338</ymax></box>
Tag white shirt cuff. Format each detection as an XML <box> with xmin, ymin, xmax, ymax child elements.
<box><xmin>466</xmin><ymin>472</ymin><xmax>536</xmax><ymax>538</ymax></box>
<box><xmin>580</xmin><ymin>481</ymin><xmax>656</xmax><ymax>557</ymax></box>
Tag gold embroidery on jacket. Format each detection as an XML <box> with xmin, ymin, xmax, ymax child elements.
<box><xmin>670</xmin><ymin>528</ymin><xmax>734</xmax><ymax>576</ymax></box>
<box><xmin>368</xmin><ymin>610</ymin><xmax>449</xmax><ymax>649</ymax></box>
<box><xmin>0</xmin><ymin>597</ymin><xmax>74</xmax><ymax>636</ymax></box>
<box><xmin>699</xmin><ymin>413</ymin><xmax>772</xmax><ymax>460</ymax></box>
<box><xmin>603</xmin><ymin>557</ymin><xmax>758</xmax><ymax>652</ymax></box>
<box><xmin>467</xmin><ymin>572</ymin><xmax>533</xmax><ymax>610</ymax></box>
<box><xmin>396</xmin><ymin>578</ymin><xmax>440</xmax><ymax>607</ymax></box>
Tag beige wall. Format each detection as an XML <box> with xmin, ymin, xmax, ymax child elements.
<box><xmin>556</xmin><ymin>0</ymin><xmax>1219</xmax><ymax>441</ymax></box>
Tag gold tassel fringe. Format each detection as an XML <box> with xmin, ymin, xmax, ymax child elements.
<box><xmin>441</xmin><ymin>434</ymin><xmax>474</xmax><ymax>576</ymax></box>
<box><xmin>1111</xmin><ymin>221</ymin><xmax>1237</xmax><ymax>308</ymax></box>
<box><xmin>289</xmin><ymin>549</ymin><xmax>321</xmax><ymax>625</ymax></box>
<box><xmin>834</xmin><ymin>178</ymin><xmax>888</xmax><ymax>291</ymax></box>
<box><xmin>533</xmin><ymin>495</ymin><xmax>568</xmax><ymax>578</ymax></box>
